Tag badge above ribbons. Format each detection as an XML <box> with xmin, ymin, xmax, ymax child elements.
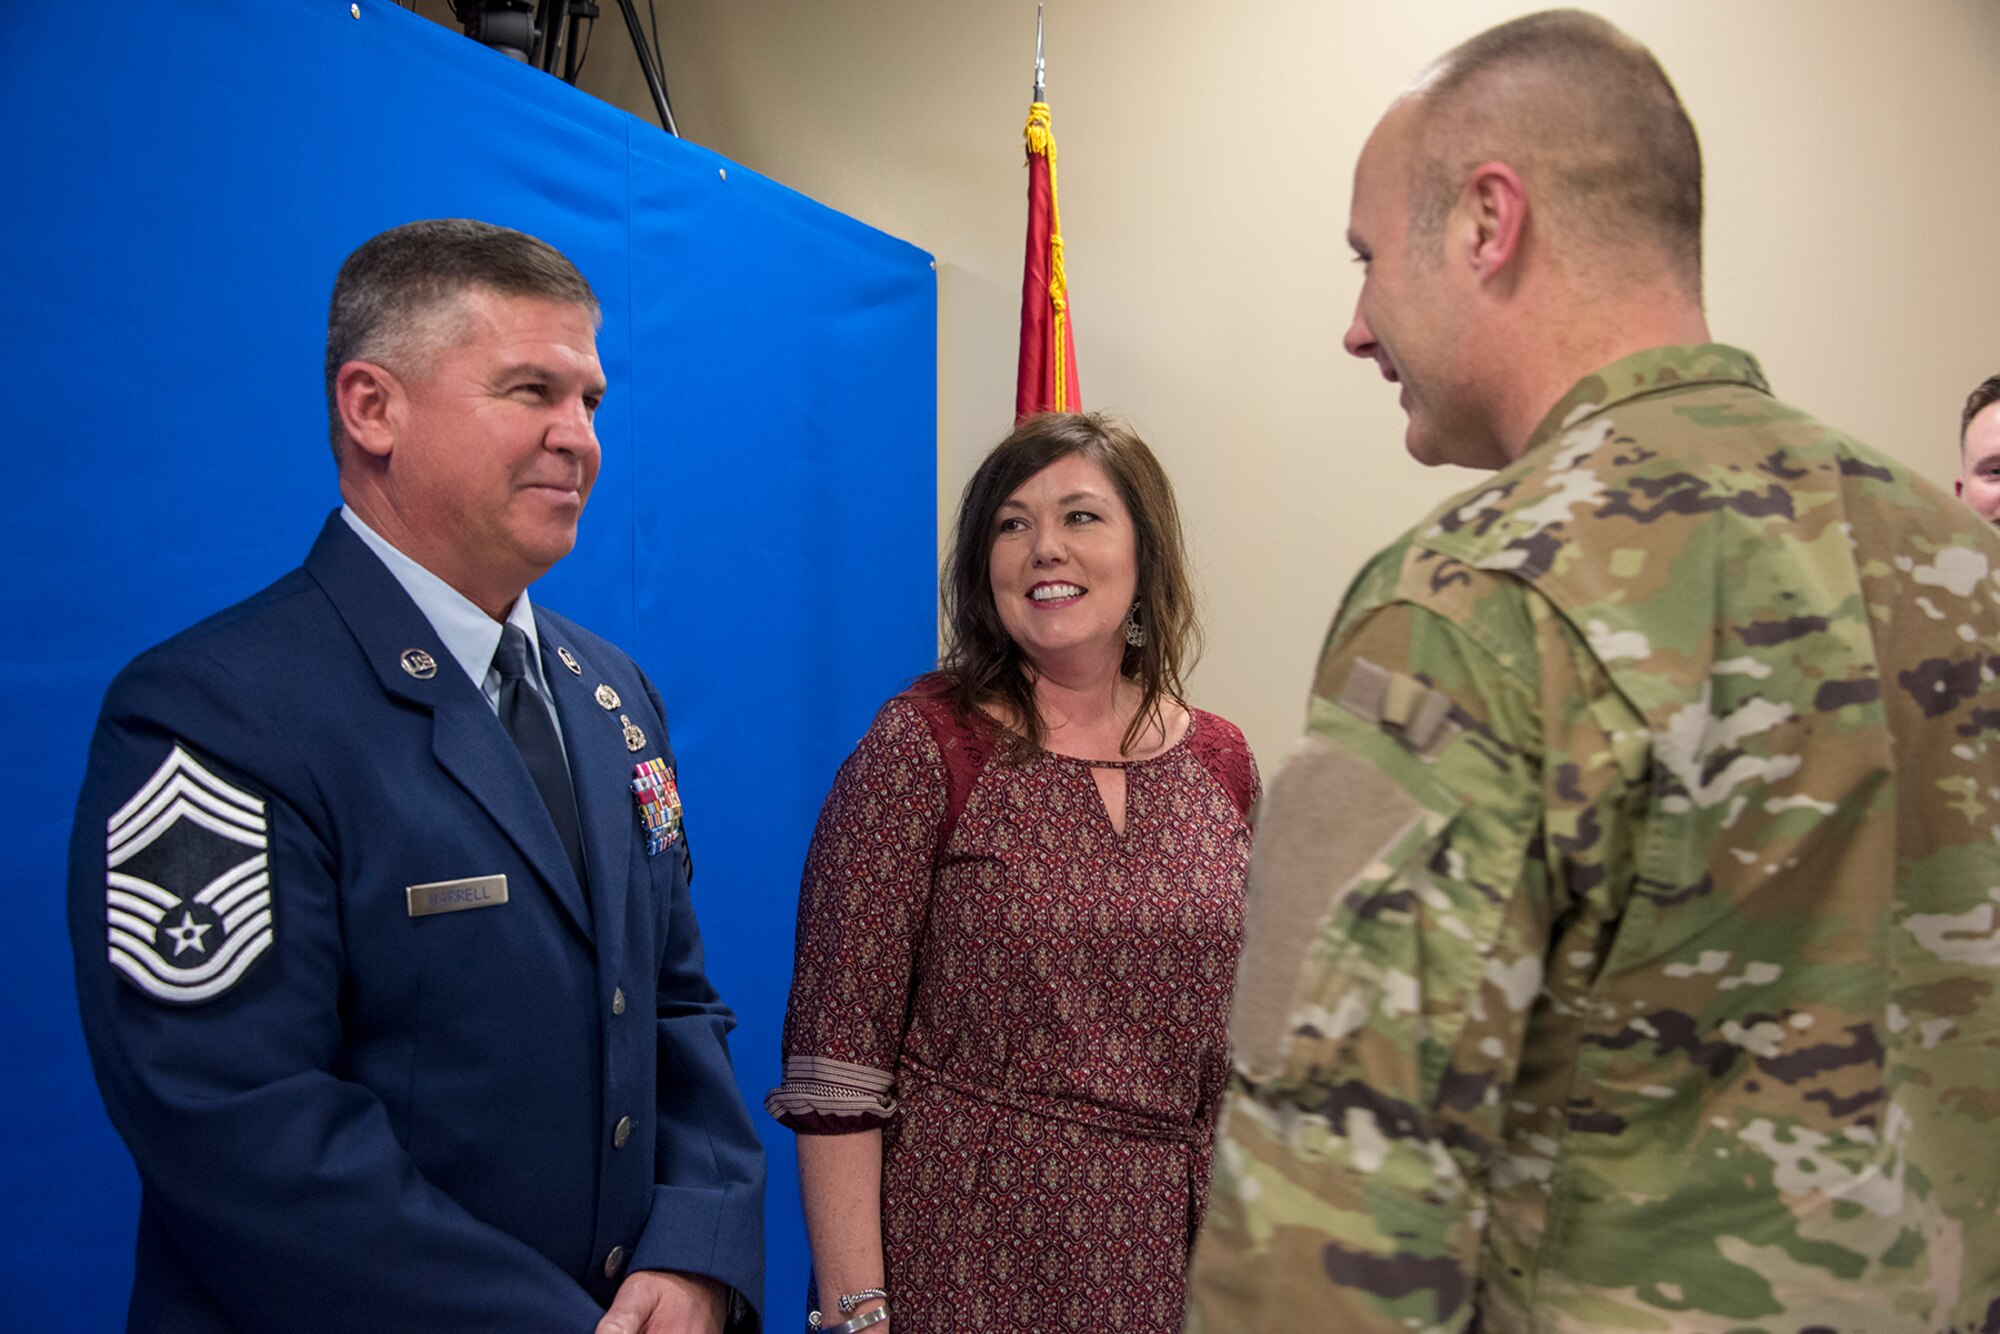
<box><xmin>631</xmin><ymin>757</ymin><xmax>683</xmax><ymax>857</ymax></box>
<box><xmin>103</xmin><ymin>745</ymin><xmax>275</xmax><ymax>1004</ymax></box>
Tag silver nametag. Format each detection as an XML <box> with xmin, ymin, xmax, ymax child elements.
<box><xmin>406</xmin><ymin>874</ymin><xmax>509</xmax><ymax>918</ymax></box>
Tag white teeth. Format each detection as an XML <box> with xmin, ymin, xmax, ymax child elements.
<box><xmin>1031</xmin><ymin>584</ymin><xmax>1084</xmax><ymax>601</ymax></box>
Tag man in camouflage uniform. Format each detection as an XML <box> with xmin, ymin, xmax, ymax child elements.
<box><xmin>1187</xmin><ymin>11</ymin><xmax>2000</xmax><ymax>1332</ymax></box>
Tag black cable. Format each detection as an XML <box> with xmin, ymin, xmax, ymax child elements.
<box><xmin>645</xmin><ymin>0</ymin><xmax>677</xmax><ymax>135</ymax></box>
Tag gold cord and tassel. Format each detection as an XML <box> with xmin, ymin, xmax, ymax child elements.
<box><xmin>1024</xmin><ymin>101</ymin><xmax>1070</xmax><ymax>411</ymax></box>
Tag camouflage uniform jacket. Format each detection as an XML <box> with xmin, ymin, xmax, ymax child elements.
<box><xmin>1187</xmin><ymin>345</ymin><xmax>2000</xmax><ymax>1333</ymax></box>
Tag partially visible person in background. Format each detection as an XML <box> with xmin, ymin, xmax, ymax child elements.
<box><xmin>1187</xmin><ymin>10</ymin><xmax>2000</xmax><ymax>1332</ymax></box>
<box><xmin>768</xmin><ymin>412</ymin><xmax>1258</xmax><ymax>1334</ymax></box>
<box><xmin>1958</xmin><ymin>373</ymin><xmax>2000</xmax><ymax>522</ymax></box>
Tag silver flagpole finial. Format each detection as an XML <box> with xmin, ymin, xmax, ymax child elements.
<box><xmin>1033</xmin><ymin>3</ymin><xmax>1046</xmax><ymax>102</ymax></box>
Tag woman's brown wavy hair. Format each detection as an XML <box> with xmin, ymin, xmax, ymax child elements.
<box><xmin>934</xmin><ymin>412</ymin><xmax>1201</xmax><ymax>758</ymax></box>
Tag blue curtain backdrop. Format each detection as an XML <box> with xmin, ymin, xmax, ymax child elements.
<box><xmin>0</xmin><ymin>1</ymin><xmax>937</xmax><ymax>1325</ymax></box>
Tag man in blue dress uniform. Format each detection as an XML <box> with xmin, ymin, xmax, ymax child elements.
<box><xmin>68</xmin><ymin>219</ymin><xmax>766</xmax><ymax>1332</ymax></box>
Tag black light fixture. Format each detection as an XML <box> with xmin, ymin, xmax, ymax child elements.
<box><xmin>459</xmin><ymin>0</ymin><xmax>538</xmax><ymax>64</ymax></box>
<box><xmin>456</xmin><ymin>0</ymin><xmax>679</xmax><ymax>137</ymax></box>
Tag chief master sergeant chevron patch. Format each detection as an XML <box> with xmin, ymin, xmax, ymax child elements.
<box><xmin>103</xmin><ymin>744</ymin><xmax>274</xmax><ymax>1004</ymax></box>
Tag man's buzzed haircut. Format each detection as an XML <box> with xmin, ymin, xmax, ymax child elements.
<box><xmin>1961</xmin><ymin>374</ymin><xmax>2000</xmax><ymax>449</ymax></box>
<box><xmin>1405</xmin><ymin>9</ymin><xmax>1704</xmax><ymax>292</ymax></box>
<box><xmin>324</xmin><ymin>218</ymin><xmax>600</xmax><ymax>455</ymax></box>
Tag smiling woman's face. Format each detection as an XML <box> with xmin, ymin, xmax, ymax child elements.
<box><xmin>988</xmin><ymin>452</ymin><xmax>1139</xmax><ymax>675</ymax></box>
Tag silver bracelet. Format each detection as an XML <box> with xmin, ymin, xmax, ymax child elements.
<box><xmin>818</xmin><ymin>1303</ymin><xmax>889</xmax><ymax>1334</ymax></box>
<box><xmin>839</xmin><ymin>1288</ymin><xmax>890</xmax><ymax>1316</ymax></box>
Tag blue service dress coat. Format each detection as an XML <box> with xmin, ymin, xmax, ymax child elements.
<box><xmin>67</xmin><ymin>513</ymin><xmax>766</xmax><ymax>1332</ymax></box>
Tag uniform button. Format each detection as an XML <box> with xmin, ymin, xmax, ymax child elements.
<box><xmin>612</xmin><ymin>987</ymin><xmax>626</xmax><ymax>1015</ymax></box>
<box><xmin>603</xmin><ymin>1245</ymin><xmax>627</xmax><ymax>1278</ymax></box>
<box><xmin>613</xmin><ymin>1115</ymin><xmax>633</xmax><ymax>1149</ymax></box>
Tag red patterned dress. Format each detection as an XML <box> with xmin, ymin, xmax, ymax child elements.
<box><xmin>767</xmin><ymin>690</ymin><xmax>1258</xmax><ymax>1332</ymax></box>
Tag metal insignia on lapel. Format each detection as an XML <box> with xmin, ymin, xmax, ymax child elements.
<box><xmin>620</xmin><ymin>714</ymin><xmax>646</xmax><ymax>752</ymax></box>
<box><xmin>400</xmin><ymin>649</ymin><xmax>437</xmax><ymax>680</ymax></box>
<box><xmin>631</xmin><ymin>758</ymin><xmax>683</xmax><ymax>855</ymax></box>
<box><xmin>557</xmin><ymin>646</ymin><xmax>582</xmax><ymax>676</ymax></box>
<box><xmin>595</xmin><ymin>684</ymin><xmax>621</xmax><ymax>711</ymax></box>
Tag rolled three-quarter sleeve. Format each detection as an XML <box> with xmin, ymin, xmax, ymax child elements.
<box><xmin>767</xmin><ymin>699</ymin><xmax>949</xmax><ymax>1134</ymax></box>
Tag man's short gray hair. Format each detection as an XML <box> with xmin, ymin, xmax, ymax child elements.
<box><xmin>324</xmin><ymin>218</ymin><xmax>599</xmax><ymax>456</ymax></box>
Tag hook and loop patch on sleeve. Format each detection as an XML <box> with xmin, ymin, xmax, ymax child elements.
<box><xmin>103</xmin><ymin>744</ymin><xmax>275</xmax><ymax>1004</ymax></box>
<box><xmin>1231</xmin><ymin>729</ymin><xmax>1450</xmax><ymax>1084</ymax></box>
<box><xmin>1334</xmin><ymin>657</ymin><xmax>1460</xmax><ymax>759</ymax></box>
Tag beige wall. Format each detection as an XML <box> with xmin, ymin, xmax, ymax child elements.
<box><xmin>447</xmin><ymin>1</ymin><xmax>2000</xmax><ymax>770</ymax></box>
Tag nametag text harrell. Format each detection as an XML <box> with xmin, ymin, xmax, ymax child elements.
<box><xmin>405</xmin><ymin>874</ymin><xmax>510</xmax><ymax>918</ymax></box>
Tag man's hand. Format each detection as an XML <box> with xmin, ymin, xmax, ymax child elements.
<box><xmin>595</xmin><ymin>1269</ymin><xmax>728</xmax><ymax>1334</ymax></box>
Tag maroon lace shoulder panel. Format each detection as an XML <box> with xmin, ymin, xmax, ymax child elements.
<box><xmin>1187</xmin><ymin>708</ymin><xmax>1258</xmax><ymax>821</ymax></box>
<box><xmin>896</xmin><ymin>686</ymin><xmax>993</xmax><ymax>857</ymax></box>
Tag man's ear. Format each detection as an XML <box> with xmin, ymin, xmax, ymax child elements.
<box><xmin>1956</xmin><ymin>476</ymin><xmax>1967</xmax><ymax>499</ymax></box>
<box><xmin>334</xmin><ymin>361</ymin><xmax>402</xmax><ymax>461</ymax></box>
<box><xmin>1459</xmin><ymin>160</ymin><xmax>1527</xmax><ymax>280</ymax></box>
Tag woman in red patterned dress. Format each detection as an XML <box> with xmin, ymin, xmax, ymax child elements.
<box><xmin>766</xmin><ymin>413</ymin><xmax>1258</xmax><ymax>1334</ymax></box>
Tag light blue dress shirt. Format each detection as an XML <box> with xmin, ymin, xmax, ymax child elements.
<box><xmin>339</xmin><ymin>507</ymin><xmax>567</xmax><ymax>750</ymax></box>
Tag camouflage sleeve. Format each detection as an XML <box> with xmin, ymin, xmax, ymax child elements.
<box><xmin>1187</xmin><ymin>580</ymin><xmax>1641</xmax><ymax>1333</ymax></box>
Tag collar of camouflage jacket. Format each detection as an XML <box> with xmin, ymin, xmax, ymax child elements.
<box><xmin>1522</xmin><ymin>343</ymin><xmax>1771</xmax><ymax>460</ymax></box>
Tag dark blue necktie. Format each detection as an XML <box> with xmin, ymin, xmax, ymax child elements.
<box><xmin>492</xmin><ymin>624</ymin><xmax>588</xmax><ymax>890</ymax></box>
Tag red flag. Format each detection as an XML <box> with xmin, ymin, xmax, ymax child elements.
<box><xmin>1016</xmin><ymin>100</ymin><xmax>1080</xmax><ymax>422</ymax></box>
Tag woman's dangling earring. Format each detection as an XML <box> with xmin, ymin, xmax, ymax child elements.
<box><xmin>1122</xmin><ymin>600</ymin><xmax>1146</xmax><ymax>648</ymax></box>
